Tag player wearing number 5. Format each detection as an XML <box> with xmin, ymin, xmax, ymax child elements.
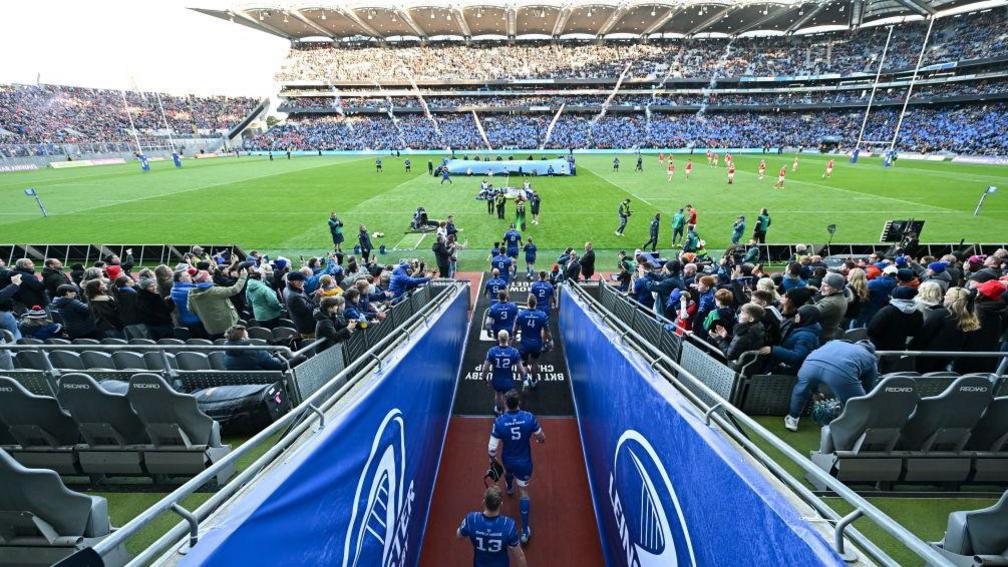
<box><xmin>483</xmin><ymin>330</ymin><xmax>528</xmax><ymax>414</ymax></box>
<box><xmin>489</xmin><ymin>391</ymin><xmax>545</xmax><ymax>544</ymax></box>
<box><xmin>458</xmin><ymin>486</ymin><xmax>528</xmax><ymax>567</ymax></box>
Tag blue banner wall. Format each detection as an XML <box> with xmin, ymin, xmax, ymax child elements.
<box><xmin>444</xmin><ymin>157</ymin><xmax>572</xmax><ymax>176</ymax></box>
<box><xmin>180</xmin><ymin>288</ymin><xmax>468</xmax><ymax>566</ymax></box>
<box><xmin>560</xmin><ymin>288</ymin><xmax>845</xmax><ymax>567</ymax></box>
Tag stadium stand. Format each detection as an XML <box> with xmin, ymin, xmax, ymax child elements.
<box><xmin>933</xmin><ymin>490</ymin><xmax>1008</xmax><ymax>564</ymax></box>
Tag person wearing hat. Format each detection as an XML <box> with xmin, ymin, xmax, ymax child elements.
<box><xmin>923</xmin><ymin>261</ymin><xmax>952</xmax><ymax>291</ymax></box>
<box><xmin>865</xmin><ymin>264</ymin><xmax>898</xmax><ymax>320</ymax></box>
<box><xmin>759</xmin><ymin>304</ymin><xmax>822</xmax><ymax>375</ymax></box>
<box><xmin>18</xmin><ymin>305</ymin><xmax>63</xmax><ymax>340</ymax></box>
<box><xmin>815</xmin><ymin>272</ymin><xmax>851</xmax><ymax>342</ymax></box>
<box><xmin>283</xmin><ymin>270</ymin><xmax>316</xmax><ymax>338</ymax></box>
<box><xmin>896</xmin><ymin>268</ymin><xmax>919</xmax><ymax>289</ymax></box>
<box><xmin>186</xmin><ymin>268</ymin><xmax>249</xmax><ymax>339</ymax></box>
<box><xmin>868</xmin><ymin>285</ymin><xmax>924</xmax><ymax>372</ymax></box>
<box><xmin>51</xmin><ymin>284</ymin><xmax>98</xmax><ymax>340</ymax></box>
<box><xmin>785</xmin><ymin>339</ymin><xmax>878</xmax><ymax>432</ymax></box>
<box><xmin>780</xmin><ymin>286</ymin><xmax>816</xmax><ymax>319</ymax></box>
<box><xmin>958</xmin><ymin>280</ymin><xmax>1007</xmax><ymax>373</ymax></box>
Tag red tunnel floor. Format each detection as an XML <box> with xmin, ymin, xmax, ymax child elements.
<box><xmin>420</xmin><ymin>416</ymin><xmax>604</xmax><ymax>567</ymax></box>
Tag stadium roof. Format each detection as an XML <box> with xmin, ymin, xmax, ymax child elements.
<box><xmin>193</xmin><ymin>0</ymin><xmax>1005</xmax><ymax>40</ymax></box>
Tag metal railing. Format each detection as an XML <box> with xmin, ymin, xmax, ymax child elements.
<box><xmin>566</xmin><ymin>282</ymin><xmax>951</xmax><ymax>566</ymax></box>
<box><xmin>83</xmin><ymin>281</ymin><xmax>463</xmax><ymax>566</ymax></box>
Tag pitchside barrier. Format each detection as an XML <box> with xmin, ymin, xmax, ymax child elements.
<box><xmin>562</xmin><ymin>284</ymin><xmax>951</xmax><ymax>566</ymax></box>
<box><xmin>0</xmin><ymin>243</ymin><xmax>246</xmax><ymax>266</ymax></box>
<box><xmin>751</xmin><ymin>242</ymin><xmax>1008</xmax><ymax>263</ymax></box>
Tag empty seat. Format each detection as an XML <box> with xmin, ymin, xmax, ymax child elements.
<box><xmin>248</xmin><ymin>338</ymin><xmax>268</xmax><ymax>346</ymax></box>
<box><xmin>899</xmin><ymin>376</ymin><xmax>994</xmax><ymax>483</ymax></box>
<box><xmin>176</xmin><ymin>352</ymin><xmax>210</xmax><ymax>371</ymax></box>
<box><xmin>966</xmin><ymin>396</ymin><xmax>1008</xmax><ymax>483</ymax></box>
<box><xmin>49</xmin><ymin>351</ymin><xmax>85</xmax><ymax>371</ymax></box>
<box><xmin>922</xmin><ymin>372</ymin><xmax>960</xmax><ymax>378</ymax></box>
<box><xmin>157</xmin><ymin>338</ymin><xmax>185</xmax><ymax>346</ymax></box>
<box><xmin>100</xmin><ymin>338</ymin><xmax>127</xmax><ymax>345</ymax></box>
<box><xmin>55</xmin><ymin>374</ymin><xmax>149</xmax><ymax>475</ymax></box>
<box><xmin>208</xmin><ymin>351</ymin><xmax>228</xmax><ymax>371</ymax></box>
<box><xmin>43</xmin><ymin>338</ymin><xmax>71</xmax><ymax>345</ymax></box>
<box><xmin>0</xmin><ymin>330</ymin><xmax>13</xmax><ymax>343</ymax></box>
<box><xmin>14</xmin><ymin>351</ymin><xmax>48</xmax><ymax>371</ymax></box>
<box><xmin>277</xmin><ymin>318</ymin><xmax>295</xmax><ymax>328</ymax></box>
<box><xmin>272</xmin><ymin>326</ymin><xmax>298</xmax><ymax>345</ymax></box>
<box><xmin>112</xmin><ymin>351</ymin><xmax>147</xmax><ymax>371</ymax></box>
<box><xmin>843</xmin><ymin>328</ymin><xmax>867</xmax><ymax>342</ymax></box>
<box><xmin>936</xmin><ymin>491</ymin><xmax>1008</xmax><ymax>563</ymax></box>
<box><xmin>71</xmin><ymin>339</ymin><xmax>99</xmax><ymax>345</ymax></box>
<box><xmin>810</xmin><ymin>377</ymin><xmax>919</xmax><ymax>487</ymax></box>
<box><xmin>172</xmin><ymin>327</ymin><xmax>191</xmax><ymax>340</ymax></box>
<box><xmin>128</xmin><ymin>338</ymin><xmax>156</xmax><ymax>345</ymax></box>
<box><xmin>16</xmin><ymin>338</ymin><xmax>42</xmax><ymax>345</ymax></box>
<box><xmin>143</xmin><ymin>352</ymin><xmax>177</xmax><ymax>372</ymax></box>
<box><xmin>0</xmin><ymin>377</ymin><xmax>79</xmax><ymax>474</ymax></box>
<box><xmin>0</xmin><ymin>448</ymin><xmax>116</xmax><ymax>566</ymax></box>
<box><xmin>246</xmin><ymin>326</ymin><xmax>272</xmax><ymax>342</ymax></box>
<box><xmin>186</xmin><ymin>339</ymin><xmax>212</xmax><ymax>346</ymax></box>
<box><xmin>79</xmin><ymin>351</ymin><xmax>114</xmax><ymax>370</ymax></box>
<box><xmin>126</xmin><ymin>375</ymin><xmax>232</xmax><ymax>483</ymax></box>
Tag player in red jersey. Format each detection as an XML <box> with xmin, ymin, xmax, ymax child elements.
<box><xmin>705</xmin><ymin>149</ymin><xmax>713</xmax><ymax>165</ymax></box>
<box><xmin>791</xmin><ymin>155</ymin><xmax>799</xmax><ymax>172</ymax></box>
<box><xmin>758</xmin><ymin>159</ymin><xmax>767</xmax><ymax>180</ymax></box>
<box><xmin>774</xmin><ymin>166</ymin><xmax>787</xmax><ymax>189</ymax></box>
<box><xmin>822</xmin><ymin>158</ymin><xmax>835</xmax><ymax>178</ymax></box>
<box><xmin>658</xmin><ymin>152</ymin><xmax>665</xmax><ymax>163</ymax></box>
<box><xmin>727</xmin><ymin>162</ymin><xmax>736</xmax><ymax>184</ymax></box>
<box><xmin>666</xmin><ymin>159</ymin><xmax>676</xmax><ymax>181</ymax></box>
<box><xmin>684</xmin><ymin>158</ymin><xmax>693</xmax><ymax>180</ymax></box>
<box><xmin>725</xmin><ymin>153</ymin><xmax>733</xmax><ymax>167</ymax></box>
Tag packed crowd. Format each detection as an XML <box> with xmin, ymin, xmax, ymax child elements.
<box><xmin>609</xmin><ymin>241</ymin><xmax>1008</xmax><ymax>430</ymax></box>
<box><xmin>0</xmin><ymin>83</ymin><xmax>258</xmax><ymax>145</ymax></box>
<box><xmin>276</xmin><ymin>11</ymin><xmax>1006</xmax><ymax>83</ymax></box>
<box><xmin>0</xmin><ymin>246</ymin><xmax>434</xmax><ymax>371</ymax></box>
<box><xmin>247</xmin><ymin>102</ymin><xmax>1008</xmax><ymax>154</ymax></box>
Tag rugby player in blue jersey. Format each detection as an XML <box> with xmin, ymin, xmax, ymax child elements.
<box><xmin>515</xmin><ymin>295</ymin><xmax>549</xmax><ymax>390</ymax></box>
<box><xmin>503</xmin><ymin>224</ymin><xmax>522</xmax><ymax>265</ymax></box>
<box><xmin>486</xmin><ymin>291</ymin><xmax>518</xmax><ymax>341</ymax></box>
<box><xmin>484</xmin><ymin>268</ymin><xmax>508</xmax><ymax>305</ymax></box>
<box><xmin>491</xmin><ymin>251</ymin><xmax>514</xmax><ymax>284</ymax></box>
<box><xmin>458</xmin><ymin>486</ymin><xmax>527</xmax><ymax>567</ymax></box>
<box><xmin>529</xmin><ymin>271</ymin><xmax>556</xmax><ymax>318</ymax></box>
<box><xmin>483</xmin><ymin>330</ymin><xmax>527</xmax><ymax>414</ymax></box>
<box><xmin>489</xmin><ymin>391</ymin><xmax>546</xmax><ymax>544</ymax></box>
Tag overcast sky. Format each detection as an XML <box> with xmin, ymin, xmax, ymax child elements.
<box><xmin>0</xmin><ymin>1</ymin><xmax>288</xmax><ymax>96</ymax></box>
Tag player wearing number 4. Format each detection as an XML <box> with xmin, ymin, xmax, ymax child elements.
<box><xmin>489</xmin><ymin>390</ymin><xmax>546</xmax><ymax>545</ymax></box>
<box><xmin>458</xmin><ymin>486</ymin><xmax>528</xmax><ymax>567</ymax></box>
<box><xmin>484</xmin><ymin>330</ymin><xmax>528</xmax><ymax>414</ymax></box>
<box><xmin>515</xmin><ymin>295</ymin><xmax>550</xmax><ymax>390</ymax></box>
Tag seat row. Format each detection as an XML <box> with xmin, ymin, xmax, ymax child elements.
<box><xmin>811</xmin><ymin>376</ymin><xmax>1008</xmax><ymax>489</ymax></box>
<box><xmin>5</xmin><ymin>325</ymin><xmax>298</xmax><ymax>346</ymax></box>
<box><xmin>13</xmin><ymin>349</ymin><xmax>238</xmax><ymax>372</ymax></box>
<box><xmin>0</xmin><ymin>374</ymin><xmax>233</xmax><ymax>484</ymax></box>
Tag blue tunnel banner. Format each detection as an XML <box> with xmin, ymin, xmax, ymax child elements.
<box><xmin>179</xmin><ymin>288</ymin><xmax>469</xmax><ymax>566</ymax></box>
<box><xmin>444</xmin><ymin>157</ymin><xmax>573</xmax><ymax>176</ymax></box>
<box><xmin>560</xmin><ymin>288</ymin><xmax>845</xmax><ymax>566</ymax></box>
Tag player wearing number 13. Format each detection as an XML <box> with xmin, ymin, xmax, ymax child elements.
<box><xmin>489</xmin><ymin>391</ymin><xmax>545</xmax><ymax>544</ymax></box>
<box><xmin>458</xmin><ymin>486</ymin><xmax>528</xmax><ymax>567</ymax></box>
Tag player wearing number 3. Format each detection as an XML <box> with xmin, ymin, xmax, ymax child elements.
<box><xmin>458</xmin><ymin>486</ymin><xmax>528</xmax><ymax>567</ymax></box>
<box><xmin>488</xmin><ymin>390</ymin><xmax>545</xmax><ymax>545</ymax></box>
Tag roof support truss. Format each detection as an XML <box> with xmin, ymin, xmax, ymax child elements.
<box><xmin>643</xmin><ymin>6</ymin><xmax>685</xmax><ymax>35</ymax></box>
<box><xmin>787</xmin><ymin>2</ymin><xmax>829</xmax><ymax>32</ymax></box>
<box><xmin>734</xmin><ymin>4</ymin><xmax>800</xmax><ymax>35</ymax></box>
<box><xmin>552</xmin><ymin>5</ymin><xmax>572</xmax><ymax>36</ymax></box>
<box><xmin>688</xmin><ymin>6</ymin><xmax>733</xmax><ymax>35</ymax></box>
<box><xmin>332</xmin><ymin>7</ymin><xmax>383</xmax><ymax>38</ymax></box>
<box><xmin>396</xmin><ymin>8</ymin><xmax>428</xmax><ymax>37</ymax></box>
<box><xmin>291</xmin><ymin>9</ymin><xmax>335</xmax><ymax>39</ymax></box>
<box><xmin>895</xmin><ymin>0</ymin><xmax>935</xmax><ymax>15</ymax></box>
<box><xmin>598</xmin><ymin>4</ymin><xmax>631</xmax><ymax>35</ymax></box>
<box><xmin>453</xmin><ymin>6</ymin><xmax>472</xmax><ymax>36</ymax></box>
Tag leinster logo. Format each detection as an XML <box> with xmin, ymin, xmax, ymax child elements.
<box><xmin>609</xmin><ymin>430</ymin><xmax>695</xmax><ymax>567</ymax></box>
<box><xmin>342</xmin><ymin>408</ymin><xmax>416</xmax><ymax>567</ymax></box>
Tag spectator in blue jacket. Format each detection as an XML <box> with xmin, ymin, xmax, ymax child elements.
<box><xmin>785</xmin><ymin>339</ymin><xmax>878</xmax><ymax>431</ymax></box>
<box><xmin>389</xmin><ymin>263</ymin><xmax>430</xmax><ymax>300</ymax></box>
<box><xmin>759</xmin><ymin>305</ymin><xmax>822</xmax><ymax>374</ymax></box>
<box><xmin>170</xmin><ymin>270</ymin><xmax>210</xmax><ymax>338</ymax></box>
<box><xmin>780</xmin><ymin>262</ymin><xmax>807</xmax><ymax>292</ymax></box>
<box><xmin>223</xmin><ymin>325</ymin><xmax>286</xmax><ymax>371</ymax></box>
<box><xmin>865</xmin><ymin>265</ymin><xmax>898</xmax><ymax>322</ymax></box>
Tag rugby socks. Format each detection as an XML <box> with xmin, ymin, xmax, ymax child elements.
<box><xmin>519</xmin><ymin>495</ymin><xmax>531</xmax><ymax>533</ymax></box>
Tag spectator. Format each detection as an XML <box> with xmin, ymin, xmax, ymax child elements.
<box><xmin>815</xmin><ymin>272</ymin><xmax>851</xmax><ymax>341</ymax></box>
<box><xmin>713</xmin><ymin>302</ymin><xmax>766</xmax><ymax>361</ymax></box>
<box><xmin>187</xmin><ymin>269</ymin><xmax>249</xmax><ymax>339</ymax></box>
<box><xmin>785</xmin><ymin>340</ymin><xmax>878</xmax><ymax>432</ymax></box>
<box><xmin>0</xmin><ymin>298</ymin><xmax>21</xmax><ymax>341</ymax></box>
<box><xmin>136</xmin><ymin>277</ymin><xmax>175</xmax><ymax>339</ymax></box>
<box><xmin>171</xmin><ymin>270</ymin><xmax>208</xmax><ymax>338</ymax></box>
<box><xmin>911</xmin><ymin>285</ymin><xmax>979</xmax><ymax>372</ymax></box>
<box><xmin>958</xmin><ymin>279</ymin><xmax>1007</xmax><ymax>373</ymax></box>
<box><xmin>83</xmin><ymin>279</ymin><xmax>123</xmax><ymax>339</ymax></box>
<box><xmin>781</xmin><ymin>262</ymin><xmax>807</xmax><ymax>292</ymax></box>
<box><xmin>868</xmin><ymin>285</ymin><xmax>924</xmax><ymax>371</ymax></box>
<box><xmin>760</xmin><ymin>304</ymin><xmax>822</xmax><ymax>374</ymax></box>
<box><xmin>845</xmin><ymin>268</ymin><xmax>871</xmax><ymax>328</ymax></box>
<box><xmin>283</xmin><ymin>271</ymin><xmax>316</xmax><ymax>338</ymax></box>
<box><xmin>18</xmin><ymin>305</ymin><xmax>63</xmax><ymax>340</ymax></box>
<box><xmin>41</xmin><ymin>258</ymin><xmax>73</xmax><ymax>299</ymax></box>
<box><xmin>389</xmin><ymin>262</ymin><xmax>431</xmax><ymax>300</ymax></box>
<box><xmin>12</xmin><ymin>259</ymin><xmax>49</xmax><ymax>309</ymax></box>
<box><xmin>246</xmin><ymin>272</ymin><xmax>285</xmax><ymax>328</ymax></box>
<box><xmin>222</xmin><ymin>325</ymin><xmax>286</xmax><ymax>371</ymax></box>
<box><xmin>113</xmin><ymin>276</ymin><xmax>146</xmax><ymax>340</ymax></box>
<box><xmin>581</xmin><ymin>242</ymin><xmax>596</xmax><ymax>281</ymax></box>
<box><xmin>314</xmin><ymin>295</ymin><xmax>355</xmax><ymax>349</ymax></box>
<box><xmin>51</xmin><ymin>284</ymin><xmax>97</xmax><ymax>340</ymax></box>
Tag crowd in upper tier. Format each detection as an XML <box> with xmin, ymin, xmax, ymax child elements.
<box><xmin>276</xmin><ymin>10</ymin><xmax>1007</xmax><ymax>84</ymax></box>
<box><xmin>0</xmin><ymin>83</ymin><xmax>258</xmax><ymax>146</ymax></box>
<box><xmin>246</xmin><ymin>102</ymin><xmax>1008</xmax><ymax>154</ymax></box>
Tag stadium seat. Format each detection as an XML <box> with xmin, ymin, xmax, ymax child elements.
<box><xmin>208</xmin><ymin>351</ymin><xmax>228</xmax><ymax>371</ymax></box>
<box><xmin>112</xmin><ymin>351</ymin><xmax>148</xmax><ymax>371</ymax></box>
<box><xmin>177</xmin><ymin>352</ymin><xmax>210</xmax><ymax>371</ymax></box>
<box><xmin>100</xmin><ymin>338</ymin><xmax>127</xmax><ymax>346</ymax></box>
<box><xmin>143</xmin><ymin>351</ymin><xmax>177</xmax><ymax>372</ymax></box>
<box><xmin>49</xmin><ymin>351</ymin><xmax>85</xmax><ymax>371</ymax></box>
<box><xmin>55</xmin><ymin>374</ymin><xmax>149</xmax><ymax>475</ymax></box>
<box><xmin>272</xmin><ymin>326</ymin><xmax>298</xmax><ymax>345</ymax></box>
<box><xmin>71</xmin><ymin>339</ymin><xmax>99</xmax><ymax>345</ymax></box>
<box><xmin>157</xmin><ymin>338</ymin><xmax>185</xmax><ymax>346</ymax></box>
<box><xmin>172</xmin><ymin>327</ymin><xmax>191</xmax><ymax>341</ymax></box>
<box><xmin>0</xmin><ymin>448</ymin><xmax>122</xmax><ymax>566</ymax></box>
<box><xmin>966</xmin><ymin>397</ymin><xmax>1008</xmax><ymax>483</ymax></box>
<box><xmin>16</xmin><ymin>338</ymin><xmax>42</xmax><ymax>345</ymax></box>
<box><xmin>15</xmin><ymin>351</ymin><xmax>49</xmax><ymax>371</ymax></box>
<box><xmin>934</xmin><ymin>491</ymin><xmax>1008</xmax><ymax>565</ymax></box>
<box><xmin>43</xmin><ymin>338</ymin><xmax>71</xmax><ymax>345</ymax></box>
<box><xmin>811</xmin><ymin>377</ymin><xmax>919</xmax><ymax>486</ymax></box>
<box><xmin>79</xmin><ymin>351</ymin><xmax>114</xmax><ymax>370</ymax></box>
<box><xmin>126</xmin><ymin>374</ymin><xmax>233</xmax><ymax>483</ymax></box>
<box><xmin>186</xmin><ymin>339</ymin><xmax>213</xmax><ymax>346</ymax></box>
<box><xmin>129</xmin><ymin>338</ymin><xmax>156</xmax><ymax>345</ymax></box>
<box><xmin>898</xmin><ymin>376</ymin><xmax>994</xmax><ymax>482</ymax></box>
<box><xmin>843</xmin><ymin>328</ymin><xmax>867</xmax><ymax>342</ymax></box>
<box><xmin>0</xmin><ymin>377</ymin><xmax>79</xmax><ymax>474</ymax></box>
<box><xmin>246</xmin><ymin>326</ymin><xmax>272</xmax><ymax>342</ymax></box>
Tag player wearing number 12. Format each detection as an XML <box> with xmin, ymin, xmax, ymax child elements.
<box><xmin>489</xmin><ymin>391</ymin><xmax>546</xmax><ymax>545</ymax></box>
<box><xmin>458</xmin><ymin>486</ymin><xmax>528</xmax><ymax>567</ymax></box>
<box><xmin>484</xmin><ymin>330</ymin><xmax>528</xmax><ymax>414</ymax></box>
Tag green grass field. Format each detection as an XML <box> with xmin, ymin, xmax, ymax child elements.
<box><xmin>2</xmin><ymin>153</ymin><xmax>1007</xmax><ymax>270</ymax></box>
